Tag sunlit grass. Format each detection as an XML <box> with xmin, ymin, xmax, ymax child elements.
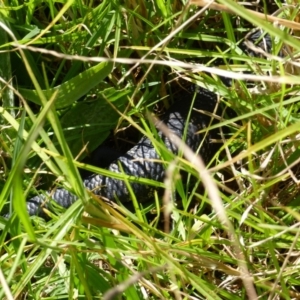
<box><xmin>0</xmin><ymin>0</ymin><xmax>300</xmax><ymax>299</ymax></box>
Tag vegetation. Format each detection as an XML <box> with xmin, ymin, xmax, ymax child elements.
<box><xmin>0</xmin><ymin>0</ymin><xmax>300</xmax><ymax>299</ymax></box>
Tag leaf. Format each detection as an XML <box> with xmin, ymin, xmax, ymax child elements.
<box><xmin>19</xmin><ymin>61</ymin><xmax>113</xmax><ymax>109</ymax></box>
<box><xmin>58</xmin><ymin>87</ymin><xmax>130</xmax><ymax>158</ymax></box>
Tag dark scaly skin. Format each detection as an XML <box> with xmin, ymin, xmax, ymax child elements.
<box><xmin>16</xmin><ymin>31</ymin><xmax>274</xmax><ymax>216</ymax></box>
<box><xmin>26</xmin><ymin>87</ymin><xmax>219</xmax><ymax>216</ymax></box>
<box><xmin>0</xmin><ymin>31</ymin><xmax>272</xmax><ymax>218</ymax></box>
<box><xmin>241</xmin><ymin>31</ymin><xmax>273</xmax><ymax>57</ymax></box>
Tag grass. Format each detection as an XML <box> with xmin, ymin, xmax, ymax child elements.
<box><xmin>0</xmin><ymin>0</ymin><xmax>300</xmax><ymax>299</ymax></box>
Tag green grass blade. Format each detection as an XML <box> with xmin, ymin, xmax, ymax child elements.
<box><xmin>19</xmin><ymin>61</ymin><xmax>113</xmax><ymax>108</ymax></box>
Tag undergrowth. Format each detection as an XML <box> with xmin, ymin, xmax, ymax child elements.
<box><xmin>0</xmin><ymin>0</ymin><xmax>300</xmax><ymax>299</ymax></box>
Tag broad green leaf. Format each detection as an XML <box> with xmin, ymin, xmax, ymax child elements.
<box><xmin>19</xmin><ymin>61</ymin><xmax>113</xmax><ymax>109</ymax></box>
<box><xmin>58</xmin><ymin>87</ymin><xmax>130</xmax><ymax>158</ymax></box>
